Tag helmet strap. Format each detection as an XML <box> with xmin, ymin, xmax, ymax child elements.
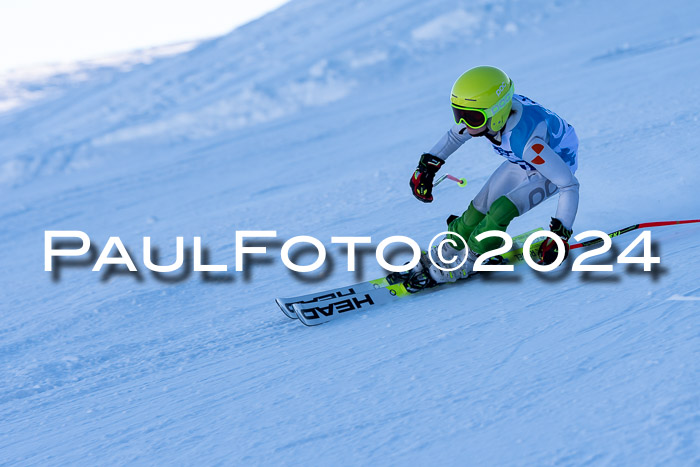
<box><xmin>484</xmin><ymin>129</ymin><xmax>502</xmax><ymax>146</ymax></box>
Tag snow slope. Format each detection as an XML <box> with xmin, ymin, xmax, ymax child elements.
<box><xmin>1</xmin><ymin>0</ymin><xmax>699</xmax><ymax>464</ymax></box>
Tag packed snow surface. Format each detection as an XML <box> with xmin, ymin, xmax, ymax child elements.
<box><xmin>1</xmin><ymin>0</ymin><xmax>699</xmax><ymax>464</ymax></box>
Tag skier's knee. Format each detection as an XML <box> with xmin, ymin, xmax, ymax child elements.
<box><xmin>487</xmin><ymin>196</ymin><xmax>520</xmax><ymax>228</ymax></box>
<box><xmin>467</xmin><ymin>196</ymin><xmax>519</xmax><ymax>254</ymax></box>
<box><xmin>447</xmin><ymin>202</ymin><xmax>485</xmax><ymax>250</ymax></box>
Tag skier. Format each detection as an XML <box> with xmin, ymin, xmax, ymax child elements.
<box><xmin>409</xmin><ymin>65</ymin><xmax>579</xmax><ymax>285</ymax></box>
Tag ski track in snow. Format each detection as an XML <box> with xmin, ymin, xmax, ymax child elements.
<box><xmin>1</xmin><ymin>0</ymin><xmax>700</xmax><ymax>464</ymax></box>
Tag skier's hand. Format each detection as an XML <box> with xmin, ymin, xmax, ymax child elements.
<box><xmin>410</xmin><ymin>153</ymin><xmax>445</xmax><ymax>203</ymax></box>
<box><xmin>538</xmin><ymin>217</ymin><xmax>572</xmax><ymax>265</ymax></box>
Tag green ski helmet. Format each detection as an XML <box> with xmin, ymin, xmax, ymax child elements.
<box><xmin>450</xmin><ymin>66</ymin><xmax>514</xmax><ymax>132</ymax></box>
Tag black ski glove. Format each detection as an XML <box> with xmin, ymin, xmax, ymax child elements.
<box><xmin>538</xmin><ymin>217</ymin><xmax>572</xmax><ymax>265</ymax></box>
<box><xmin>410</xmin><ymin>153</ymin><xmax>445</xmax><ymax>203</ymax></box>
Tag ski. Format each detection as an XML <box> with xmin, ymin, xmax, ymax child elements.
<box><xmin>275</xmin><ymin>276</ymin><xmax>398</xmax><ymax>319</ymax></box>
<box><xmin>282</xmin><ymin>228</ymin><xmax>543</xmax><ymax>325</ymax></box>
<box><xmin>293</xmin><ymin>281</ymin><xmax>411</xmax><ymax>326</ymax></box>
<box><xmin>279</xmin><ymin>218</ymin><xmax>700</xmax><ymax>325</ymax></box>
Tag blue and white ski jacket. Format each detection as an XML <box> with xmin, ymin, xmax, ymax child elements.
<box><xmin>427</xmin><ymin>94</ymin><xmax>580</xmax><ymax>229</ymax></box>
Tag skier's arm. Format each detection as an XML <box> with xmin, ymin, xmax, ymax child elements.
<box><xmin>522</xmin><ymin>137</ymin><xmax>579</xmax><ymax>230</ymax></box>
<box><xmin>427</xmin><ymin>124</ymin><xmax>472</xmax><ymax>160</ymax></box>
<box><xmin>410</xmin><ymin>124</ymin><xmax>471</xmax><ymax>202</ymax></box>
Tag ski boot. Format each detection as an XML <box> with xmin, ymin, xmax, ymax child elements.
<box><xmin>425</xmin><ymin>241</ymin><xmax>478</xmax><ymax>284</ymax></box>
<box><xmin>385</xmin><ymin>250</ymin><xmax>438</xmax><ymax>293</ymax></box>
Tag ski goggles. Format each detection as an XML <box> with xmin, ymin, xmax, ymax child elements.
<box><xmin>451</xmin><ymin>82</ymin><xmax>514</xmax><ymax>129</ymax></box>
<box><xmin>451</xmin><ymin>107</ymin><xmax>489</xmax><ymax>129</ymax></box>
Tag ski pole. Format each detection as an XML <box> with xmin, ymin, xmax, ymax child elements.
<box><xmin>570</xmin><ymin>219</ymin><xmax>700</xmax><ymax>250</ymax></box>
<box><xmin>433</xmin><ymin>173</ymin><xmax>468</xmax><ymax>188</ymax></box>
